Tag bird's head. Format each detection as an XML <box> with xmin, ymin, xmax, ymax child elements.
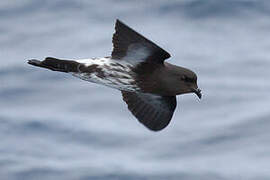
<box><xmin>165</xmin><ymin>63</ymin><xmax>202</xmax><ymax>99</ymax></box>
<box><xmin>179</xmin><ymin>72</ymin><xmax>201</xmax><ymax>99</ymax></box>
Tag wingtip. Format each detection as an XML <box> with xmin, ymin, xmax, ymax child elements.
<box><xmin>27</xmin><ymin>59</ymin><xmax>42</xmax><ymax>66</ymax></box>
<box><xmin>115</xmin><ymin>19</ymin><xmax>126</xmax><ymax>26</ymax></box>
<box><xmin>115</xmin><ymin>19</ymin><xmax>119</xmax><ymax>25</ymax></box>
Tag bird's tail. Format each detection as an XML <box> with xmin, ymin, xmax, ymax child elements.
<box><xmin>28</xmin><ymin>57</ymin><xmax>80</xmax><ymax>73</ymax></box>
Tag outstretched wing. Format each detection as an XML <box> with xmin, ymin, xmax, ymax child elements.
<box><xmin>112</xmin><ymin>19</ymin><xmax>171</xmax><ymax>64</ymax></box>
<box><xmin>122</xmin><ymin>91</ymin><xmax>176</xmax><ymax>131</ymax></box>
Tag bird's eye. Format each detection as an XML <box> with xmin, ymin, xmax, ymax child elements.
<box><xmin>181</xmin><ymin>75</ymin><xmax>187</xmax><ymax>81</ymax></box>
<box><xmin>181</xmin><ymin>75</ymin><xmax>195</xmax><ymax>83</ymax></box>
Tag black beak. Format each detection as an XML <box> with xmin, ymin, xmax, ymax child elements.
<box><xmin>193</xmin><ymin>88</ymin><xmax>202</xmax><ymax>99</ymax></box>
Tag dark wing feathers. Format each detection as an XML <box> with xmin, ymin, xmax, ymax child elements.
<box><xmin>112</xmin><ymin>19</ymin><xmax>171</xmax><ymax>63</ymax></box>
<box><xmin>122</xmin><ymin>91</ymin><xmax>176</xmax><ymax>131</ymax></box>
<box><xmin>28</xmin><ymin>57</ymin><xmax>80</xmax><ymax>73</ymax></box>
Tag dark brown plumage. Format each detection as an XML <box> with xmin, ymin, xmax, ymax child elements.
<box><xmin>111</xmin><ymin>20</ymin><xmax>201</xmax><ymax>131</ymax></box>
<box><xmin>27</xmin><ymin>19</ymin><xmax>201</xmax><ymax>131</ymax></box>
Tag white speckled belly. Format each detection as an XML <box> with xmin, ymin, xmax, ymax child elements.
<box><xmin>71</xmin><ymin>57</ymin><xmax>140</xmax><ymax>92</ymax></box>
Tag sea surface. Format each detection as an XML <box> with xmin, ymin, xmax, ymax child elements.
<box><xmin>1</xmin><ymin>0</ymin><xmax>270</xmax><ymax>180</ymax></box>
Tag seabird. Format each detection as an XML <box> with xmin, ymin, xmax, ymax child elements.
<box><xmin>28</xmin><ymin>19</ymin><xmax>201</xmax><ymax>131</ymax></box>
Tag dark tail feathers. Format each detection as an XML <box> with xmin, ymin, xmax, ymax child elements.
<box><xmin>28</xmin><ymin>57</ymin><xmax>80</xmax><ymax>73</ymax></box>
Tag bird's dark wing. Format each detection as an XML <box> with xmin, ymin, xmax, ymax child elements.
<box><xmin>112</xmin><ymin>19</ymin><xmax>171</xmax><ymax>64</ymax></box>
<box><xmin>122</xmin><ymin>91</ymin><xmax>176</xmax><ymax>131</ymax></box>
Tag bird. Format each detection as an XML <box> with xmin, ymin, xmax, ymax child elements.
<box><xmin>28</xmin><ymin>19</ymin><xmax>201</xmax><ymax>131</ymax></box>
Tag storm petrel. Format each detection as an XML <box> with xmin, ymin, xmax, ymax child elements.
<box><xmin>28</xmin><ymin>19</ymin><xmax>201</xmax><ymax>131</ymax></box>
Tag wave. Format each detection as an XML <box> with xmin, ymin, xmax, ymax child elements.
<box><xmin>0</xmin><ymin>0</ymin><xmax>270</xmax><ymax>19</ymax></box>
<box><xmin>158</xmin><ymin>0</ymin><xmax>270</xmax><ymax>18</ymax></box>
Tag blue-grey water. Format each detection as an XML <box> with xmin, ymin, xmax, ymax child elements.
<box><xmin>1</xmin><ymin>0</ymin><xmax>270</xmax><ymax>180</ymax></box>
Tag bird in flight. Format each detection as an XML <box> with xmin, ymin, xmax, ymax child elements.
<box><xmin>28</xmin><ymin>19</ymin><xmax>201</xmax><ymax>131</ymax></box>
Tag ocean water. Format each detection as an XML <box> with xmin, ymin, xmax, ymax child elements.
<box><xmin>1</xmin><ymin>0</ymin><xmax>270</xmax><ymax>179</ymax></box>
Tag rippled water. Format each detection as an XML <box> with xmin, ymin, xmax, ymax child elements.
<box><xmin>1</xmin><ymin>0</ymin><xmax>270</xmax><ymax>180</ymax></box>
